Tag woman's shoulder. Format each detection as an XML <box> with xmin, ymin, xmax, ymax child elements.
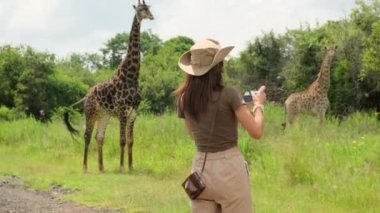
<box><xmin>221</xmin><ymin>86</ymin><xmax>243</xmax><ymax>109</ymax></box>
<box><xmin>223</xmin><ymin>86</ymin><xmax>240</xmax><ymax>97</ymax></box>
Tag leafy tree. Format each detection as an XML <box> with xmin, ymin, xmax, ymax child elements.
<box><xmin>139</xmin><ymin>36</ymin><xmax>193</xmax><ymax>113</ymax></box>
<box><xmin>1</xmin><ymin>1</ymin><xmax>380</xmax><ymax>120</ymax></box>
<box><xmin>224</xmin><ymin>57</ymin><xmax>245</xmax><ymax>89</ymax></box>
<box><xmin>92</xmin><ymin>67</ymin><xmax>115</xmax><ymax>83</ymax></box>
<box><xmin>361</xmin><ymin>21</ymin><xmax>380</xmax><ymax>89</ymax></box>
<box><xmin>14</xmin><ymin>47</ymin><xmax>56</xmax><ymax>118</ymax></box>
<box><xmin>100</xmin><ymin>32</ymin><xmax>129</xmax><ymax>69</ymax></box>
<box><xmin>0</xmin><ymin>46</ymin><xmax>24</xmax><ymax>108</ymax></box>
<box><xmin>141</xmin><ymin>30</ymin><xmax>162</xmax><ymax>56</ymax></box>
<box><xmin>0</xmin><ymin>45</ymin><xmax>88</xmax><ymax>119</ymax></box>
<box><xmin>351</xmin><ymin>0</ymin><xmax>380</xmax><ymax>35</ymax></box>
<box><xmin>237</xmin><ymin>31</ymin><xmax>287</xmax><ymax>101</ymax></box>
<box><xmin>281</xmin><ymin>26</ymin><xmax>327</xmax><ymax>94</ymax></box>
<box><xmin>83</xmin><ymin>52</ymin><xmax>103</xmax><ymax>71</ymax></box>
<box><xmin>46</xmin><ymin>71</ymin><xmax>88</xmax><ymax>114</ymax></box>
<box><xmin>320</xmin><ymin>20</ymin><xmax>366</xmax><ymax>116</ymax></box>
<box><xmin>56</xmin><ymin>53</ymin><xmax>97</xmax><ymax>87</ymax></box>
<box><xmin>360</xmin><ymin>21</ymin><xmax>380</xmax><ymax>111</ymax></box>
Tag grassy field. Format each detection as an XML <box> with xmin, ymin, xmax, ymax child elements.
<box><xmin>0</xmin><ymin>103</ymin><xmax>379</xmax><ymax>213</ymax></box>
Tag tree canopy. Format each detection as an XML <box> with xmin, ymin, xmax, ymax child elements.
<box><xmin>0</xmin><ymin>0</ymin><xmax>379</xmax><ymax>120</ymax></box>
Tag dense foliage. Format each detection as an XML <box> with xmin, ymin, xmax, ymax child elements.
<box><xmin>0</xmin><ymin>0</ymin><xmax>379</xmax><ymax>120</ymax></box>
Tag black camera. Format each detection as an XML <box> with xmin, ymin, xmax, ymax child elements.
<box><xmin>243</xmin><ymin>91</ymin><xmax>253</xmax><ymax>103</ymax></box>
<box><xmin>243</xmin><ymin>91</ymin><xmax>257</xmax><ymax>103</ymax></box>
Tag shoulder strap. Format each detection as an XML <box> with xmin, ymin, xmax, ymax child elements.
<box><xmin>201</xmin><ymin>91</ymin><xmax>222</xmax><ymax>174</ymax></box>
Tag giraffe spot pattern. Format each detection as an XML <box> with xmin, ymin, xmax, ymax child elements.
<box><xmin>79</xmin><ymin>1</ymin><xmax>154</xmax><ymax>172</ymax></box>
<box><xmin>284</xmin><ymin>44</ymin><xmax>336</xmax><ymax>126</ymax></box>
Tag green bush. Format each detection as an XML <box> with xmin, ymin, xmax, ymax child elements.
<box><xmin>0</xmin><ymin>106</ymin><xmax>26</xmax><ymax>121</ymax></box>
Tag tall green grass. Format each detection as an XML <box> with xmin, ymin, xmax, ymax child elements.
<box><xmin>0</xmin><ymin>104</ymin><xmax>379</xmax><ymax>212</ymax></box>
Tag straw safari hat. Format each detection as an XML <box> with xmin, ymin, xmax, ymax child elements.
<box><xmin>178</xmin><ymin>38</ymin><xmax>234</xmax><ymax>76</ymax></box>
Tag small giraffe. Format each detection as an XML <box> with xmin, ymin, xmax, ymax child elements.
<box><xmin>283</xmin><ymin>44</ymin><xmax>337</xmax><ymax>128</ymax></box>
<box><xmin>64</xmin><ymin>0</ymin><xmax>153</xmax><ymax>172</ymax></box>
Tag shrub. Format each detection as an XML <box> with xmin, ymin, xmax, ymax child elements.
<box><xmin>0</xmin><ymin>106</ymin><xmax>26</xmax><ymax>121</ymax></box>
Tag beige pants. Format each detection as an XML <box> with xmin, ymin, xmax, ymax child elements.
<box><xmin>190</xmin><ymin>146</ymin><xmax>253</xmax><ymax>213</ymax></box>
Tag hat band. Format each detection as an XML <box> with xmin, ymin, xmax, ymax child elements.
<box><xmin>190</xmin><ymin>58</ymin><xmax>212</xmax><ymax>66</ymax></box>
<box><xmin>190</xmin><ymin>49</ymin><xmax>216</xmax><ymax>66</ymax></box>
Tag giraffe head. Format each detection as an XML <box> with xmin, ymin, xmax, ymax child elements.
<box><xmin>133</xmin><ymin>0</ymin><xmax>154</xmax><ymax>21</ymax></box>
<box><xmin>325</xmin><ymin>44</ymin><xmax>337</xmax><ymax>57</ymax></box>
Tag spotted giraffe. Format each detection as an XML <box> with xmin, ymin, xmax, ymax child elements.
<box><xmin>64</xmin><ymin>0</ymin><xmax>153</xmax><ymax>172</ymax></box>
<box><xmin>283</xmin><ymin>44</ymin><xmax>337</xmax><ymax>128</ymax></box>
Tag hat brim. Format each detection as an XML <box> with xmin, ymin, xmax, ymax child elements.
<box><xmin>178</xmin><ymin>46</ymin><xmax>234</xmax><ymax>76</ymax></box>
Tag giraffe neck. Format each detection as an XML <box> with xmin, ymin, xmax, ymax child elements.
<box><xmin>315</xmin><ymin>54</ymin><xmax>332</xmax><ymax>94</ymax></box>
<box><xmin>117</xmin><ymin>15</ymin><xmax>141</xmax><ymax>86</ymax></box>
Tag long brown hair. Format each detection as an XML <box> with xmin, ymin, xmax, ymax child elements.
<box><xmin>174</xmin><ymin>62</ymin><xmax>224</xmax><ymax>121</ymax></box>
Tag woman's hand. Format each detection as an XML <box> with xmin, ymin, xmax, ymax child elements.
<box><xmin>236</xmin><ymin>85</ymin><xmax>266</xmax><ymax>139</ymax></box>
<box><xmin>253</xmin><ymin>85</ymin><xmax>266</xmax><ymax>105</ymax></box>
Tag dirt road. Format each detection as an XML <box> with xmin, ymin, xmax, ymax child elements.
<box><xmin>0</xmin><ymin>176</ymin><xmax>123</xmax><ymax>213</ymax></box>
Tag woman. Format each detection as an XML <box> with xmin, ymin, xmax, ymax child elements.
<box><xmin>175</xmin><ymin>38</ymin><xmax>266</xmax><ymax>213</ymax></box>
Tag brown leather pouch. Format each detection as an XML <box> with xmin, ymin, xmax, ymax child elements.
<box><xmin>182</xmin><ymin>171</ymin><xmax>206</xmax><ymax>200</ymax></box>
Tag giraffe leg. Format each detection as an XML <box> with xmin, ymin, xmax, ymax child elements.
<box><xmin>318</xmin><ymin>111</ymin><xmax>326</xmax><ymax>125</ymax></box>
<box><xmin>288</xmin><ymin>113</ymin><xmax>296</xmax><ymax>126</ymax></box>
<box><xmin>126</xmin><ymin>108</ymin><xmax>138</xmax><ymax>171</ymax></box>
<box><xmin>83</xmin><ymin>113</ymin><xmax>96</xmax><ymax>173</ymax></box>
<box><xmin>285</xmin><ymin>105</ymin><xmax>297</xmax><ymax>127</ymax></box>
<box><xmin>282</xmin><ymin>105</ymin><xmax>287</xmax><ymax>130</ymax></box>
<box><xmin>319</xmin><ymin>101</ymin><xmax>329</xmax><ymax>125</ymax></box>
<box><xmin>119</xmin><ymin>115</ymin><xmax>127</xmax><ymax>173</ymax></box>
<box><xmin>95</xmin><ymin>113</ymin><xmax>110</xmax><ymax>172</ymax></box>
<box><xmin>284</xmin><ymin>99</ymin><xmax>297</xmax><ymax>129</ymax></box>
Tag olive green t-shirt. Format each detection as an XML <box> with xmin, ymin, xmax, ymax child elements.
<box><xmin>178</xmin><ymin>86</ymin><xmax>243</xmax><ymax>152</ymax></box>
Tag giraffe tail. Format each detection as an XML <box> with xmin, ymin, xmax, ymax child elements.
<box><xmin>63</xmin><ymin>97</ymin><xmax>85</xmax><ymax>136</ymax></box>
<box><xmin>64</xmin><ymin>111</ymin><xmax>79</xmax><ymax>136</ymax></box>
<box><xmin>70</xmin><ymin>97</ymin><xmax>86</xmax><ymax>107</ymax></box>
